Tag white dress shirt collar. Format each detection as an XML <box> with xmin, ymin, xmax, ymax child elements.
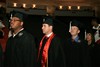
<box><xmin>46</xmin><ymin>32</ymin><xmax>53</xmax><ymax>37</ymax></box>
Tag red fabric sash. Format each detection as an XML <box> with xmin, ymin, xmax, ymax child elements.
<box><xmin>38</xmin><ymin>33</ymin><xmax>55</xmax><ymax>67</ymax></box>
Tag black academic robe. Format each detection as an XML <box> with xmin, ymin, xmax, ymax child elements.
<box><xmin>63</xmin><ymin>38</ymin><xmax>91</xmax><ymax>67</ymax></box>
<box><xmin>4</xmin><ymin>30</ymin><xmax>37</xmax><ymax>67</ymax></box>
<box><xmin>37</xmin><ymin>35</ymin><xmax>66</xmax><ymax>67</ymax></box>
<box><xmin>93</xmin><ymin>43</ymin><xmax>100</xmax><ymax>67</ymax></box>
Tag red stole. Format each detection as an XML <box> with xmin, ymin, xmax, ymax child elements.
<box><xmin>38</xmin><ymin>33</ymin><xmax>55</xmax><ymax>67</ymax></box>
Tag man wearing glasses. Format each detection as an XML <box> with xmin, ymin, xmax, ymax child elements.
<box><xmin>4</xmin><ymin>11</ymin><xmax>37</xmax><ymax>67</ymax></box>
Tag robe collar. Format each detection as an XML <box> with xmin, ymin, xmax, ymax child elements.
<box><xmin>45</xmin><ymin>32</ymin><xmax>53</xmax><ymax>38</ymax></box>
<box><xmin>13</xmin><ymin>28</ymin><xmax>24</xmax><ymax>38</ymax></box>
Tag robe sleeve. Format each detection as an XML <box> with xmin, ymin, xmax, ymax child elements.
<box><xmin>22</xmin><ymin>36</ymin><xmax>37</xmax><ymax>67</ymax></box>
<box><xmin>52</xmin><ymin>37</ymin><xmax>66</xmax><ymax>67</ymax></box>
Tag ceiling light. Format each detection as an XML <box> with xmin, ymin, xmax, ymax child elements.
<box><xmin>59</xmin><ymin>5</ymin><xmax>63</xmax><ymax>10</ymax></box>
<box><xmin>77</xmin><ymin>6</ymin><xmax>80</xmax><ymax>10</ymax></box>
<box><xmin>13</xmin><ymin>3</ymin><xmax>17</xmax><ymax>7</ymax></box>
<box><xmin>23</xmin><ymin>3</ymin><xmax>26</xmax><ymax>8</ymax></box>
<box><xmin>32</xmin><ymin>4</ymin><xmax>36</xmax><ymax>8</ymax></box>
<box><xmin>68</xmin><ymin>6</ymin><xmax>71</xmax><ymax>10</ymax></box>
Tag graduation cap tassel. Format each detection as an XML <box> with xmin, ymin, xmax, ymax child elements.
<box><xmin>8</xmin><ymin>13</ymin><xmax>13</xmax><ymax>38</ymax></box>
<box><xmin>9</xmin><ymin>13</ymin><xmax>12</xmax><ymax>23</ymax></box>
<box><xmin>11</xmin><ymin>13</ymin><xmax>13</xmax><ymax>19</ymax></box>
<box><xmin>69</xmin><ymin>21</ymin><xmax>72</xmax><ymax>32</ymax></box>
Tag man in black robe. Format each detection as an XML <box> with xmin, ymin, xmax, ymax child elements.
<box><xmin>37</xmin><ymin>16</ymin><xmax>66</xmax><ymax>67</ymax></box>
<box><xmin>63</xmin><ymin>20</ymin><xmax>91</xmax><ymax>67</ymax></box>
<box><xmin>4</xmin><ymin>11</ymin><xmax>37</xmax><ymax>67</ymax></box>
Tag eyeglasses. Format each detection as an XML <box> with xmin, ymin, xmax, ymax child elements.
<box><xmin>10</xmin><ymin>19</ymin><xmax>21</xmax><ymax>22</ymax></box>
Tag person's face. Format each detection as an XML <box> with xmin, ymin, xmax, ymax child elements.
<box><xmin>10</xmin><ymin>17</ymin><xmax>23</xmax><ymax>30</ymax></box>
<box><xmin>42</xmin><ymin>23</ymin><xmax>52</xmax><ymax>35</ymax></box>
<box><xmin>86</xmin><ymin>33</ymin><xmax>92</xmax><ymax>41</ymax></box>
<box><xmin>70</xmin><ymin>26</ymin><xmax>80</xmax><ymax>36</ymax></box>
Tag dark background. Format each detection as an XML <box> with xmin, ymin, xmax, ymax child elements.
<box><xmin>23</xmin><ymin>15</ymin><xmax>93</xmax><ymax>45</ymax></box>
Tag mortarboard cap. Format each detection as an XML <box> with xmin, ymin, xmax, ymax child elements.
<box><xmin>86</xmin><ymin>28</ymin><xmax>95</xmax><ymax>36</ymax></box>
<box><xmin>10</xmin><ymin>10</ymin><xmax>25</xmax><ymax>22</ymax></box>
<box><xmin>43</xmin><ymin>16</ymin><xmax>53</xmax><ymax>26</ymax></box>
<box><xmin>86</xmin><ymin>29</ymin><xmax>93</xmax><ymax>34</ymax></box>
<box><xmin>71</xmin><ymin>20</ymin><xmax>81</xmax><ymax>30</ymax></box>
<box><xmin>13</xmin><ymin>13</ymin><xmax>23</xmax><ymax>21</ymax></box>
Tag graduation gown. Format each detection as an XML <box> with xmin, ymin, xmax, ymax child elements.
<box><xmin>4</xmin><ymin>30</ymin><xmax>37</xmax><ymax>67</ymax></box>
<box><xmin>87</xmin><ymin>42</ymin><xmax>100</xmax><ymax>67</ymax></box>
<box><xmin>63</xmin><ymin>38</ymin><xmax>91</xmax><ymax>67</ymax></box>
<box><xmin>37</xmin><ymin>35</ymin><xmax>66</xmax><ymax>67</ymax></box>
<box><xmin>93</xmin><ymin>43</ymin><xmax>100</xmax><ymax>67</ymax></box>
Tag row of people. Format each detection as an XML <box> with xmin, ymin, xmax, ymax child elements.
<box><xmin>0</xmin><ymin>11</ymin><xmax>100</xmax><ymax>67</ymax></box>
